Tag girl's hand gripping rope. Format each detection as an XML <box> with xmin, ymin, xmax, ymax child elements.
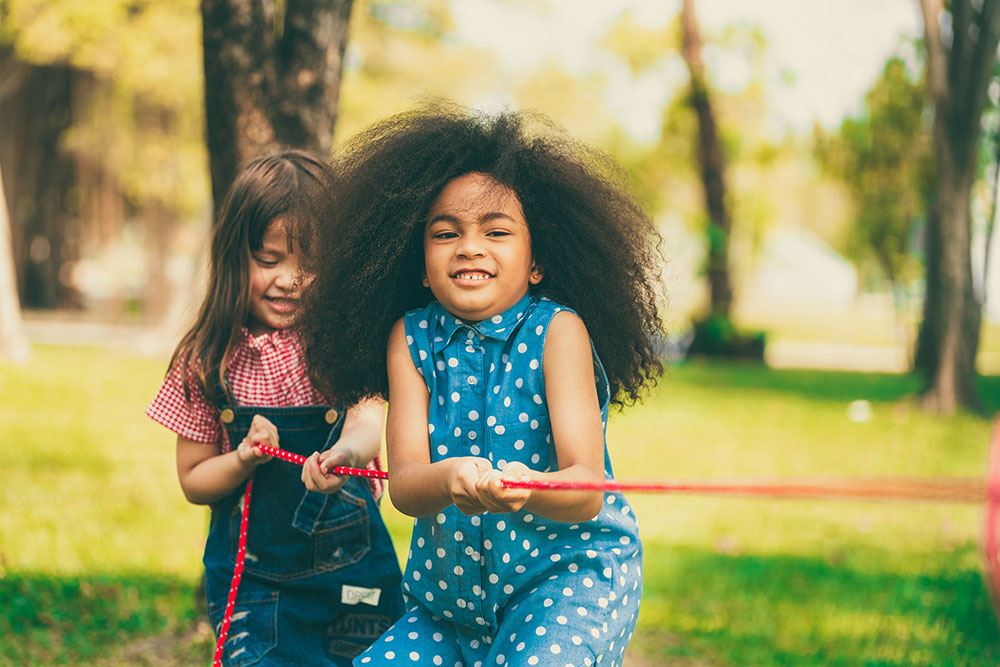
<box><xmin>447</xmin><ymin>457</ymin><xmax>492</xmax><ymax>515</ymax></box>
<box><xmin>236</xmin><ymin>414</ymin><xmax>276</xmax><ymax>468</ymax></box>
<box><xmin>302</xmin><ymin>448</ymin><xmax>358</xmax><ymax>494</ymax></box>
<box><xmin>477</xmin><ymin>461</ymin><xmax>532</xmax><ymax>513</ymax></box>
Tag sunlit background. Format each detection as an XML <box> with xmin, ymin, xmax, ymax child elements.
<box><xmin>2</xmin><ymin>0</ymin><xmax>1000</xmax><ymax>664</ymax></box>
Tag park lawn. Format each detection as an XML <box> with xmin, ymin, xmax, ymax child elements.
<box><xmin>1</xmin><ymin>345</ymin><xmax>999</xmax><ymax>665</ymax></box>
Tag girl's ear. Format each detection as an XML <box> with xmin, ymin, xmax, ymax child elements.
<box><xmin>529</xmin><ymin>263</ymin><xmax>543</xmax><ymax>285</ymax></box>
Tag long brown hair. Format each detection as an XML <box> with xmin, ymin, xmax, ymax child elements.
<box><xmin>168</xmin><ymin>150</ymin><xmax>332</xmax><ymax>406</ymax></box>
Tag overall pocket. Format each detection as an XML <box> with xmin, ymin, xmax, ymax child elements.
<box><xmin>308</xmin><ymin>477</ymin><xmax>372</xmax><ymax>572</ymax></box>
<box><xmin>207</xmin><ymin>590</ymin><xmax>278</xmax><ymax>667</ymax></box>
<box><xmin>231</xmin><ymin>477</ymin><xmax>371</xmax><ymax>581</ymax></box>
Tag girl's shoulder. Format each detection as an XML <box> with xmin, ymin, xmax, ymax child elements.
<box><xmin>402</xmin><ymin>301</ymin><xmax>441</xmax><ymax>326</ymax></box>
<box><xmin>520</xmin><ymin>296</ymin><xmax>582</xmax><ymax>335</ymax></box>
<box><xmin>527</xmin><ymin>295</ymin><xmax>571</xmax><ymax>319</ymax></box>
<box><xmin>402</xmin><ymin>300</ymin><xmax>479</xmax><ymax>339</ymax></box>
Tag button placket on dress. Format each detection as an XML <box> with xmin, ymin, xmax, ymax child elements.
<box><xmin>453</xmin><ymin>323</ymin><xmax>488</xmax><ymax>629</ymax></box>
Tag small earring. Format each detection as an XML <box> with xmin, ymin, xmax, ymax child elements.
<box><xmin>422</xmin><ymin>277</ymin><xmax>430</xmax><ymax>287</ymax></box>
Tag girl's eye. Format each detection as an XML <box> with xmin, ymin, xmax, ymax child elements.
<box><xmin>253</xmin><ymin>256</ymin><xmax>278</xmax><ymax>267</ymax></box>
<box><xmin>432</xmin><ymin>231</ymin><xmax>459</xmax><ymax>239</ymax></box>
<box><xmin>485</xmin><ymin>230</ymin><xmax>510</xmax><ymax>237</ymax></box>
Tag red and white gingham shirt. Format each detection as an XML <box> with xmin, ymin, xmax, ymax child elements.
<box><xmin>147</xmin><ymin>328</ymin><xmax>384</xmax><ymax>498</ymax></box>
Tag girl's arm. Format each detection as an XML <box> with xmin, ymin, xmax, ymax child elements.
<box><xmin>385</xmin><ymin>318</ymin><xmax>490</xmax><ymax>517</ymax></box>
<box><xmin>302</xmin><ymin>398</ymin><xmax>385</xmax><ymax>493</ymax></box>
<box><xmin>176</xmin><ymin>414</ymin><xmax>277</xmax><ymax>505</ymax></box>
<box><xmin>478</xmin><ymin>311</ymin><xmax>606</xmax><ymax>522</ymax></box>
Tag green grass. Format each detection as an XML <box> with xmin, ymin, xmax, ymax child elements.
<box><xmin>607</xmin><ymin>363</ymin><xmax>1000</xmax><ymax>665</ymax></box>
<box><xmin>638</xmin><ymin>544</ymin><xmax>998</xmax><ymax>666</ymax></box>
<box><xmin>2</xmin><ymin>345</ymin><xmax>999</xmax><ymax>665</ymax></box>
<box><xmin>0</xmin><ymin>345</ymin><xmax>210</xmax><ymax>665</ymax></box>
<box><xmin>0</xmin><ymin>574</ymin><xmax>209</xmax><ymax>665</ymax></box>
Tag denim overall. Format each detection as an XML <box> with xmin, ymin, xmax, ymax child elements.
<box><xmin>204</xmin><ymin>390</ymin><xmax>404</xmax><ymax>666</ymax></box>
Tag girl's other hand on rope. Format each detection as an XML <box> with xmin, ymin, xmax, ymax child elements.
<box><xmin>449</xmin><ymin>457</ymin><xmax>492</xmax><ymax>515</ymax></box>
<box><xmin>237</xmin><ymin>414</ymin><xmax>277</xmax><ymax>468</ymax></box>
<box><xmin>302</xmin><ymin>448</ymin><xmax>354</xmax><ymax>494</ymax></box>
<box><xmin>476</xmin><ymin>461</ymin><xmax>532</xmax><ymax>513</ymax></box>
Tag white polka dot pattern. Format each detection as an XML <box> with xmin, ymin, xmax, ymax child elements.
<box><xmin>357</xmin><ymin>296</ymin><xmax>640</xmax><ymax>666</ymax></box>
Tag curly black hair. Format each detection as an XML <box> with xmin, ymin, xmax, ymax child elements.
<box><xmin>302</xmin><ymin>102</ymin><xmax>665</xmax><ymax>408</ymax></box>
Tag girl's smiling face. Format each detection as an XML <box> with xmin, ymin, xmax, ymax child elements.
<box><xmin>423</xmin><ymin>173</ymin><xmax>542</xmax><ymax>323</ymax></box>
<box><xmin>247</xmin><ymin>218</ymin><xmax>313</xmax><ymax>334</ymax></box>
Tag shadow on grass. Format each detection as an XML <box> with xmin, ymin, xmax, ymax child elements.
<box><xmin>0</xmin><ymin>572</ymin><xmax>209</xmax><ymax>665</ymax></box>
<box><xmin>668</xmin><ymin>361</ymin><xmax>1000</xmax><ymax>415</ymax></box>
<box><xmin>636</xmin><ymin>541</ymin><xmax>1000</xmax><ymax>666</ymax></box>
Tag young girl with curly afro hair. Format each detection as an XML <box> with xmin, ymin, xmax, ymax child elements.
<box><xmin>302</xmin><ymin>103</ymin><xmax>666</xmax><ymax>667</ymax></box>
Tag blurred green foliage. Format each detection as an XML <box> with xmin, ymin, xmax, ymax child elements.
<box><xmin>814</xmin><ymin>56</ymin><xmax>933</xmax><ymax>291</ymax></box>
<box><xmin>0</xmin><ymin>0</ymin><xmax>894</xmax><ymax>327</ymax></box>
<box><xmin>0</xmin><ymin>0</ymin><xmax>503</xmax><ymax>225</ymax></box>
<box><xmin>601</xmin><ymin>9</ymin><xmax>847</xmax><ymax>295</ymax></box>
<box><xmin>3</xmin><ymin>0</ymin><xmax>208</xmax><ymax>218</ymax></box>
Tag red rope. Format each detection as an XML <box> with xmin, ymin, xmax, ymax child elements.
<box><xmin>251</xmin><ymin>443</ymin><xmax>989</xmax><ymax>502</ymax></box>
<box><xmin>502</xmin><ymin>476</ymin><xmax>991</xmax><ymax>503</ymax></box>
<box><xmin>254</xmin><ymin>443</ymin><xmax>389</xmax><ymax>478</ymax></box>
<box><xmin>212</xmin><ymin>474</ymin><xmax>252</xmax><ymax>667</ymax></box>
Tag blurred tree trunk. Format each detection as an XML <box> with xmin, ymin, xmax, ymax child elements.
<box><xmin>201</xmin><ymin>0</ymin><xmax>354</xmax><ymax>214</ymax></box>
<box><xmin>195</xmin><ymin>0</ymin><xmax>355</xmax><ymax>614</ymax></box>
<box><xmin>914</xmin><ymin>0</ymin><xmax>1000</xmax><ymax>413</ymax></box>
<box><xmin>0</xmin><ymin>161</ymin><xmax>30</xmax><ymax>363</ymax></box>
<box><xmin>0</xmin><ymin>52</ymin><xmax>83</xmax><ymax>310</ymax></box>
<box><xmin>680</xmin><ymin>0</ymin><xmax>732</xmax><ymax>320</ymax></box>
<box><xmin>0</xmin><ymin>51</ymin><xmax>29</xmax><ymax>361</ymax></box>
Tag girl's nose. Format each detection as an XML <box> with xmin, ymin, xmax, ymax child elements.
<box><xmin>456</xmin><ymin>234</ymin><xmax>486</xmax><ymax>259</ymax></box>
<box><xmin>275</xmin><ymin>266</ymin><xmax>301</xmax><ymax>290</ymax></box>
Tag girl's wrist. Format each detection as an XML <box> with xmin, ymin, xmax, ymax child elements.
<box><xmin>326</xmin><ymin>441</ymin><xmax>359</xmax><ymax>469</ymax></box>
<box><xmin>235</xmin><ymin>441</ymin><xmax>255</xmax><ymax>469</ymax></box>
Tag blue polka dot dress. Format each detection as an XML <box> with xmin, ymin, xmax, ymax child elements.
<box><xmin>355</xmin><ymin>294</ymin><xmax>642</xmax><ymax>667</ymax></box>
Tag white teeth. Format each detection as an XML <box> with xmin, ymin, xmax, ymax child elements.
<box><xmin>456</xmin><ymin>272</ymin><xmax>491</xmax><ymax>281</ymax></box>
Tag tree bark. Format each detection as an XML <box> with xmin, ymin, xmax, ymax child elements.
<box><xmin>273</xmin><ymin>0</ymin><xmax>353</xmax><ymax>151</ymax></box>
<box><xmin>680</xmin><ymin>0</ymin><xmax>733</xmax><ymax>319</ymax></box>
<box><xmin>914</xmin><ymin>0</ymin><xmax>1000</xmax><ymax>413</ymax></box>
<box><xmin>201</xmin><ymin>0</ymin><xmax>354</xmax><ymax>215</ymax></box>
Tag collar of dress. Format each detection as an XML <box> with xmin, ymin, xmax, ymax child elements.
<box><xmin>430</xmin><ymin>293</ymin><xmax>537</xmax><ymax>353</ymax></box>
<box><xmin>239</xmin><ymin>326</ymin><xmax>301</xmax><ymax>354</ymax></box>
